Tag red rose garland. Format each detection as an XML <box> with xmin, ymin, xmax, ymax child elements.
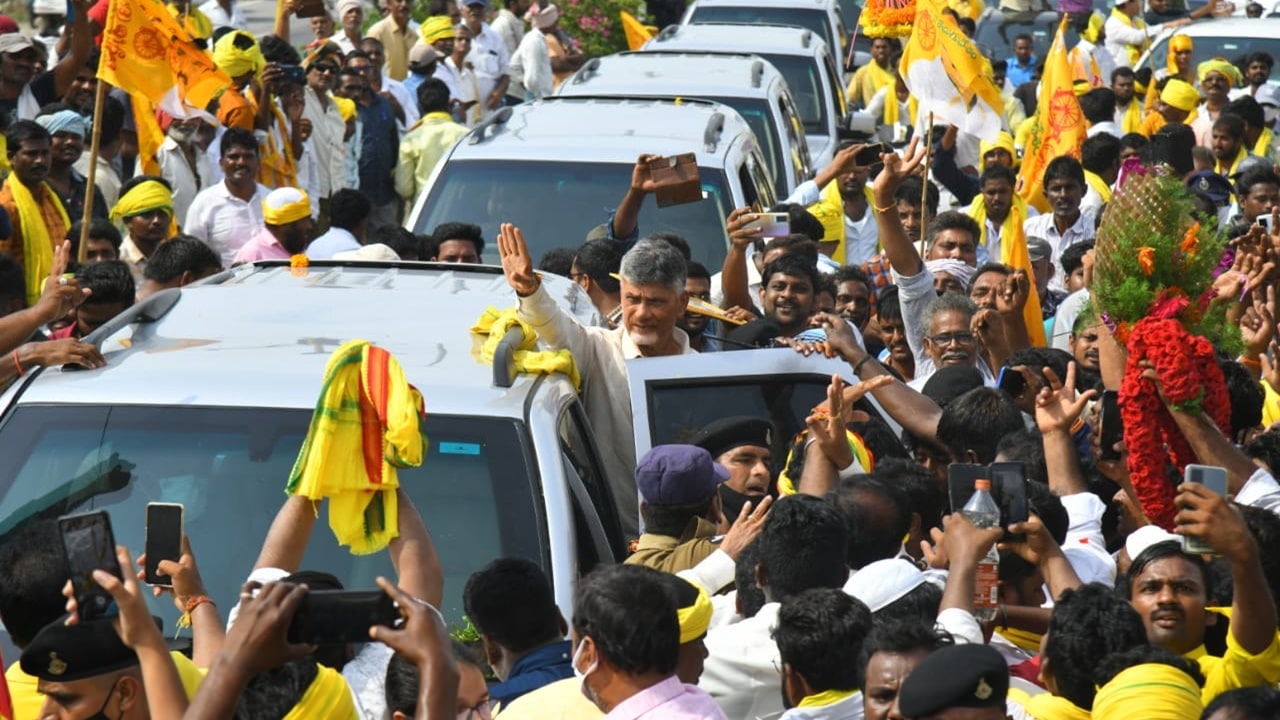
<box><xmin>1118</xmin><ymin>317</ymin><xmax>1231</xmax><ymax>529</ymax></box>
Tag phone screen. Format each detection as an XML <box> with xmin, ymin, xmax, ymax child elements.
<box><xmin>947</xmin><ymin>464</ymin><xmax>991</xmax><ymax>514</ymax></box>
<box><xmin>854</xmin><ymin>143</ymin><xmax>889</xmax><ymax>169</ymax></box>
<box><xmin>287</xmin><ymin>590</ymin><xmax>401</xmax><ymax>645</ymax></box>
<box><xmin>145</xmin><ymin>503</ymin><xmax>184</xmax><ymax>586</ymax></box>
<box><xmin>989</xmin><ymin>462</ymin><xmax>1028</xmax><ymax>541</ymax></box>
<box><xmin>59</xmin><ymin>511</ymin><xmax>123</xmax><ymax>620</ymax></box>
<box><xmin>1099</xmin><ymin>390</ymin><xmax>1123</xmax><ymax>461</ymax></box>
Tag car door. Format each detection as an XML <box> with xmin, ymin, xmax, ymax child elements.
<box><xmin>625</xmin><ymin>348</ymin><xmax>902</xmax><ymax>462</ymax></box>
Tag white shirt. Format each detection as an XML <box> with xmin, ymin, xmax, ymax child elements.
<box><xmin>465</xmin><ymin>23</ymin><xmax>511</xmax><ymax>121</ymax></box>
<box><xmin>785</xmin><ymin>178</ymin><xmax>881</xmax><ymax>266</ymax></box>
<box><xmin>199</xmin><ymin>0</ymin><xmax>247</xmax><ymax>30</ymax></box>
<box><xmin>699</xmin><ymin>603</ymin><xmax>784</xmax><ymax>720</ymax></box>
<box><xmin>183</xmin><ymin>180</ymin><xmax>270</xmax><ymax>268</ymax></box>
<box><xmin>1023</xmin><ymin>209</ymin><xmax>1096</xmax><ymax>291</ymax></box>
<box><xmin>509</xmin><ymin>29</ymin><xmax>553</xmax><ymax>100</ymax></box>
<box><xmin>303</xmin><ymin>87</ymin><xmax>349</xmax><ymax>198</ymax></box>
<box><xmin>307</xmin><ymin>226</ymin><xmax>361</xmax><ymax>259</ymax></box>
<box><xmin>1050</xmin><ymin>288</ymin><xmax>1091</xmax><ymax>351</ymax></box>
<box><xmin>1236</xmin><ymin>467</ymin><xmax>1280</xmax><ymax>516</ymax></box>
<box><xmin>894</xmin><ymin>265</ymin><xmax>997</xmax><ymax>389</ymax></box>
<box><xmin>1087</xmin><ymin>120</ymin><xmax>1121</xmax><ymax>138</ymax></box>
<box><xmin>1060</xmin><ymin>492</ymin><xmax>1117</xmax><ymax>586</ymax></box>
<box><xmin>1103</xmin><ymin>13</ymin><xmax>1160</xmax><ymax>70</ymax></box>
<box><xmin>155</xmin><ymin>136</ymin><xmax>216</xmax><ymax>228</ymax></box>
<box><xmin>490</xmin><ymin>8</ymin><xmax>524</xmax><ymax>55</ymax></box>
<box><xmin>381</xmin><ymin>74</ymin><xmax>419</xmax><ymax>133</ymax></box>
<box><xmin>74</xmin><ymin>154</ymin><xmax>122</xmax><ymax>208</ymax></box>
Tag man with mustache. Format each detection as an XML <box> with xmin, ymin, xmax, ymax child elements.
<box><xmin>693</xmin><ymin>416</ymin><xmax>774</xmax><ymax>523</ymax></box>
<box><xmin>183</xmin><ymin>128</ymin><xmax>270</xmax><ymax>268</ymax></box>
<box><xmin>0</xmin><ymin>121</ymin><xmax>68</xmax><ymax>306</ymax></box>
<box><xmin>1022</xmin><ymin>156</ymin><xmax>1095</xmax><ymax>291</ymax></box>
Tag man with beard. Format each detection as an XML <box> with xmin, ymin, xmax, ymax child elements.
<box><xmin>1023</xmin><ymin>156</ymin><xmax>1094</xmax><ymax>291</ymax></box>
<box><xmin>35</xmin><ymin>107</ymin><xmax>106</xmax><ymax>222</ymax></box>
<box><xmin>1113</xmin><ymin>66</ymin><xmax>1142</xmax><ymax>134</ymax></box>
<box><xmin>0</xmin><ymin>121</ymin><xmax>69</xmax><ymax>306</ymax></box>
<box><xmin>678</xmin><ymin>261</ymin><xmax>718</xmax><ymax>352</ymax></box>
<box><xmin>332</xmin><ymin>0</ymin><xmax>364</xmax><ymax>55</ymax></box>
<box><xmin>232</xmin><ymin>186</ymin><xmax>315</xmax><ymax>263</ymax></box>
<box><xmin>693</xmin><ymin>416</ymin><xmax>774</xmax><ymax>522</ymax></box>
<box><xmin>1069</xmin><ymin>312</ymin><xmax>1101</xmax><ymax>373</ymax></box>
<box><xmin>1232</xmin><ymin>51</ymin><xmax>1274</xmax><ymax>100</ymax></box>
<box><xmin>0</xmin><ymin>6</ymin><xmax>92</xmax><ymax>126</ymax></box>
<box><xmin>1192</xmin><ymin>58</ymin><xmax>1245</xmax><ymax>147</ymax></box>
<box><xmin>184</xmin><ymin>128</ymin><xmax>270</xmax><ymax>267</ymax></box>
<box><xmin>832</xmin><ymin>266</ymin><xmax>872</xmax><ymax>332</ymax></box>
<box><xmin>61</xmin><ymin>52</ymin><xmax>97</xmax><ymax>116</ymax></box>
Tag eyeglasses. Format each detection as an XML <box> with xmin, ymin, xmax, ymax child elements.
<box><xmin>312</xmin><ymin>64</ymin><xmax>338</xmax><ymax>74</ymax></box>
<box><xmin>927</xmin><ymin>331</ymin><xmax>975</xmax><ymax>347</ymax></box>
<box><xmin>457</xmin><ymin>700</ymin><xmax>495</xmax><ymax>720</ymax></box>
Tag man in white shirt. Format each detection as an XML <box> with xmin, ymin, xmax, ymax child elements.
<box><xmin>308</xmin><ymin>189</ymin><xmax>370</xmax><ymax>259</ymax></box>
<box><xmin>489</xmin><ymin>0</ymin><xmax>528</xmax><ymax>54</ymax></box>
<box><xmin>155</xmin><ymin>115</ymin><xmax>216</xmax><ymax>228</ymax></box>
<box><xmin>199</xmin><ymin>0</ymin><xmax>247</xmax><ymax>30</ymax></box>
<box><xmin>183</xmin><ymin>128</ymin><xmax>270</xmax><ymax>267</ymax></box>
<box><xmin>301</xmin><ymin>42</ymin><xmax>349</xmax><ymax>207</ymax></box>
<box><xmin>462</xmin><ymin>0</ymin><xmax>511</xmax><ymax>120</ymax></box>
<box><xmin>1022</xmin><ymin>156</ymin><xmax>1096</xmax><ymax>290</ymax></box>
<box><xmin>507</xmin><ymin>5</ymin><xmax>556</xmax><ymax>101</ymax></box>
<box><xmin>1104</xmin><ymin>0</ymin><xmax>1188</xmax><ymax>70</ymax></box>
<box><xmin>333</xmin><ymin>0</ymin><xmax>365</xmax><ymax>54</ymax></box>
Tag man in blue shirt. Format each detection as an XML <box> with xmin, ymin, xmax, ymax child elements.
<box><xmin>464</xmin><ymin>558</ymin><xmax>575</xmax><ymax>708</ymax></box>
<box><xmin>337</xmin><ymin>55</ymin><xmax>401</xmax><ymax>232</ymax></box>
<box><xmin>1005</xmin><ymin>34</ymin><xmax>1037</xmax><ymax>89</ymax></box>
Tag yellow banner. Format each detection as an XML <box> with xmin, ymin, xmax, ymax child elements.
<box><xmin>899</xmin><ymin>0</ymin><xmax>1004</xmax><ymax>139</ymax></box>
<box><xmin>1017</xmin><ymin>17</ymin><xmax>1085</xmax><ymax>213</ymax></box>
<box><xmin>98</xmin><ymin>0</ymin><xmax>229</xmax><ymax>110</ymax></box>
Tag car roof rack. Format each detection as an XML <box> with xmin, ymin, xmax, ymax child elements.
<box><xmin>67</xmin><ymin>287</ymin><xmax>182</xmax><ymax>369</ymax></box>
<box><xmin>572</xmin><ymin>57</ymin><xmax>601</xmax><ymax>83</ymax></box>
<box><xmin>750</xmin><ymin>59</ymin><xmax>764</xmax><ymax>88</ymax></box>
<box><xmin>655</xmin><ymin>24</ymin><xmax>680</xmax><ymax>41</ymax></box>
<box><xmin>492</xmin><ymin>325</ymin><xmax>527</xmax><ymax>388</ymax></box>
<box><xmin>704</xmin><ymin>112</ymin><xmax>725</xmax><ymax>153</ymax></box>
<box><xmin>468</xmin><ymin>106</ymin><xmax>514</xmax><ymax>145</ymax></box>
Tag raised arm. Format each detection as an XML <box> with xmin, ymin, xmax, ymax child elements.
<box><xmin>254</xmin><ymin>495</ymin><xmax>317</xmax><ymax>573</ymax></box>
<box><xmin>611</xmin><ymin>154</ymin><xmax>658</xmax><ymax>241</ymax></box>
<box><xmin>52</xmin><ymin>0</ymin><xmax>94</xmax><ymax>96</ymax></box>
<box><xmin>871</xmin><ymin>138</ymin><xmax>929</xmax><ymax>277</ymax></box>
<box><xmin>500</xmin><ymin>223</ymin><xmax>597</xmax><ymax>364</ymax></box>
<box><xmin>389</xmin><ymin>489</ymin><xmax>443</xmax><ymax>607</ymax></box>
<box><xmin>719</xmin><ymin>207</ymin><xmax>763</xmax><ymax>311</ymax></box>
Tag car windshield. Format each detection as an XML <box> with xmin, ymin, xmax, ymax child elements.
<box><xmin>707</xmin><ymin>96</ymin><xmax>786</xmax><ymax>193</ymax></box>
<box><xmin>973</xmin><ymin>17</ymin><xmax>1070</xmax><ymax>67</ymax></box>
<box><xmin>1148</xmin><ymin>34</ymin><xmax>1280</xmax><ymax>80</ymax></box>
<box><xmin>690</xmin><ymin>6</ymin><xmax>837</xmax><ymax>54</ymax></box>
<box><xmin>0</xmin><ymin>405</ymin><xmax>539</xmax><ymax>650</ymax></box>
<box><xmin>414</xmin><ymin>160</ymin><xmax>735</xmax><ymax>271</ymax></box>
<box><xmin>760</xmin><ymin>53</ymin><xmax>830</xmax><ymax>136</ymax></box>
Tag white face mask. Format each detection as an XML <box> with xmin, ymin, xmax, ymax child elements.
<box><xmin>571</xmin><ymin>638</ymin><xmax>599</xmax><ymax>701</ymax></box>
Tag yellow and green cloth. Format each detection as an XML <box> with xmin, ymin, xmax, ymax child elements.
<box><xmin>286</xmin><ymin>340</ymin><xmax>425</xmax><ymax>555</ymax></box>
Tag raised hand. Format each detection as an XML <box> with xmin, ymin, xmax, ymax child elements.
<box><xmin>630</xmin><ymin>153</ymin><xmax>661</xmax><ymax>194</ymax></box>
<box><xmin>726</xmin><ymin>207</ymin><xmax>764</xmax><ymax>250</ymax></box>
<box><xmin>497</xmin><ymin>223</ymin><xmax>540</xmax><ymax>297</ymax></box>
<box><xmin>718</xmin><ymin>496</ymin><xmax>774</xmax><ymax>561</ymax></box>
<box><xmin>37</xmin><ymin>240</ymin><xmax>90</xmax><ymax>323</ymax></box>
<box><xmin>871</xmin><ymin>136</ymin><xmax>927</xmax><ymax>198</ymax></box>
<box><xmin>1034</xmin><ymin>362</ymin><xmax>1096</xmax><ymax>435</ymax></box>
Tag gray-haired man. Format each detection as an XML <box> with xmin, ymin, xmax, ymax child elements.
<box><xmin>498</xmin><ymin>223</ymin><xmax>697</xmax><ymax>537</ymax></box>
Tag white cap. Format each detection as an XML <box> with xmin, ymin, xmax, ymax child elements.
<box><xmin>1256</xmin><ymin>84</ymin><xmax>1280</xmax><ymax>108</ymax></box>
<box><xmin>333</xmin><ymin>243</ymin><xmax>401</xmax><ymax>261</ymax></box>
<box><xmin>843</xmin><ymin>558</ymin><xmax>927</xmax><ymax>612</ymax></box>
<box><xmin>1124</xmin><ymin>525</ymin><xmax>1180</xmax><ymax>563</ymax></box>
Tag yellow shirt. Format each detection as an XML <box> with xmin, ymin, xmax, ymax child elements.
<box><xmin>394</xmin><ymin>112</ymin><xmax>470</xmax><ymax>202</ymax></box>
<box><xmin>847</xmin><ymin>61</ymin><xmax>894</xmax><ymax>109</ymax></box>
<box><xmin>1187</xmin><ymin>613</ymin><xmax>1280</xmax><ymax>705</ymax></box>
<box><xmin>7</xmin><ymin>653</ymin><xmax>205</xmax><ymax>720</ymax></box>
<box><xmin>366</xmin><ymin>16</ymin><xmax>416</xmax><ymax>81</ymax></box>
<box><xmin>495</xmin><ymin>677</ymin><xmax>601</xmax><ymax>719</ymax></box>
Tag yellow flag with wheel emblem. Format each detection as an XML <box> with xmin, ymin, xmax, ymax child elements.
<box><xmin>1017</xmin><ymin>17</ymin><xmax>1085</xmax><ymax>213</ymax></box>
<box><xmin>97</xmin><ymin>0</ymin><xmax>229</xmax><ymax>111</ymax></box>
<box><xmin>898</xmin><ymin>0</ymin><xmax>1004</xmax><ymax>140</ymax></box>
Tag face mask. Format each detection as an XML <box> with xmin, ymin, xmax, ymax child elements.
<box><xmin>86</xmin><ymin>679</ymin><xmax>119</xmax><ymax>720</ymax></box>
<box><xmin>718</xmin><ymin>483</ymin><xmax>753</xmax><ymax>524</ymax></box>
<box><xmin>571</xmin><ymin>638</ymin><xmax>598</xmax><ymax>702</ymax></box>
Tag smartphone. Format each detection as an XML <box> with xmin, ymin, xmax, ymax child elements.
<box><xmin>1258</xmin><ymin>215</ymin><xmax>1274</xmax><ymax>233</ymax></box>
<box><xmin>996</xmin><ymin>366</ymin><xmax>1026</xmax><ymax>399</ymax></box>
<box><xmin>744</xmin><ymin>212</ymin><xmax>791</xmax><ymax>238</ymax></box>
<box><xmin>855</xmin><ymin>142</ymin><xmax>890</xmax><ymax>170</ymax></box>
<box><xmin>287</xmin><ymin>590</ymin><xmax>401</xmax><ymax>645</ymax></box>
<box><xmin>58</xmin><ymin>511</ymin><xmax>123</xmax><ymax>621</ymax></box>
<box><xmin>989</xmin><ymin>462</ymin><xmax>1029</xmax><ymax>542</ymax></box>
<box><xmin>947</xmin><ymin>463</ymin><xmax>992</xmax><ymax>514</ymax></box>
<box><xmin>1181</xmin><ymin>465</ymin><xmax>1228</xmax><ymax>554</ymax></box>
<box><xmin>144</xmin><ymin>503</ymin><xmax>184</xmax><ymax>587</ymax></box>
<box><xmin>1099</xmin><ymin>390</ymin><xmax>1123</xmax><ymax>462</ymax></box>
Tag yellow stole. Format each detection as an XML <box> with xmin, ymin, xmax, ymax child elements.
<box><xmin>1215</xmin><ymin>145</ymin><xmax>1247</xmax><ymax>176</ymax></box>
<box><xmin>884</xmin><ymin>86</ymin><xmax>918</xmax><ymax>128</ymax></box>
<box><xmin>809</xmin><ymin>181</ymin><xmax>877</xmax><ymax>264</ymax></box>
<box><xmin>1084</xmin><ymin>170</ymin><xmax>1113</xmax><ymax>204</ymax></box>
<box><xmin>797</xmin><ymin>688</ymin><xmax>859</xmax><ymax>709</ymax></box>
<box><xmin>1255</xmin><ymin>127</ymin><xmax>1275</xmax><ymax>158</ymax></box>
<box><xmin>970</xmin><ymin>199</ymin><xmax>1047</xmax><ymax>345</ymax></box>
<box><xmin>851</xmin><ymin>61</ymin><xmax>894</xmax><ymax>107</ymax></box>
<box><xmin>1119</xmin><ymin>97</ymin><xmax>1142</xmax><ymax>134</ymax></box>
<box><xmin>6</xmin><ymin>175</ymin><xmax>70</xmax><ymax>307</ymax></box>
<box><xmin>966</xmin><ymin>193</ymin><xmax>1027</xmax><ymax>254</ymax></box>
<box><xmin>1108</xmin><ymin>8</ymin><xmax>1149</xmax><ymax>67</ymax></box>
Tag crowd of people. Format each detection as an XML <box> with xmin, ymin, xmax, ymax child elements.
<box><xmin>1</xmin><ymin>0</ymin><xmax>1280</xmax><ymax>718</ymax></box>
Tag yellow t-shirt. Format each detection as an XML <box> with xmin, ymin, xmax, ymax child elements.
<box><xmin>6</xmin><ymin>652</ymin><xmax>205</xmax><ymax>720</ymax></box>
<box><xmin>1188</xmin><ymin>609</ymin><xmax>1280</xmax><ymax>705</ymax></box>
<box><xmin>495</xmin><ymin>677</ymin><xmax>601</xmax><ymax>719</ymax></box>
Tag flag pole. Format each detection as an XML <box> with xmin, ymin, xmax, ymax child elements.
<box><xmin>919</xmin><ymin>111</ymin><xmax>934</xmax><ymax>258</ymax></box>
<box><xmin>77</xmin><ymin>80</ymin><xmax>108</xmax><ymax>265</ymax></box>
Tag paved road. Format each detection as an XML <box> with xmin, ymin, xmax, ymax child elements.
<box><xmin>238</xmin><ymin>0</ymin><xmax>318</xmax><ymax>48</ymax></box>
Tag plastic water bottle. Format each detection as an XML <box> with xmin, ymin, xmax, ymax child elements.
<box><xmin>961</xmin><ymin>479</ymin><xmax>1001</xmax><ymax>622</ymax></box>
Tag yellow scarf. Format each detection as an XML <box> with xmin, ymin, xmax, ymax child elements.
<box><xmin>1084</xmin><ymin>170</ymin><xmax>1112</xmax><ymax>204</ymax></box>
<box><xmin>1000</xmin><ymin>626</ymin><xmax>1043</xmax><ymax>653</ymax></box>
<box><xmin>1025</xmin><ymin>693</ymin><xmax>1092</xmax><ymax>720</ymax></box>
<box><xmin>851</xmin><ymin>60</ymin><xmax>895</xmax><ymax>107</ymax></box>
<box><xmin>6</xmin><ymin>175</ymin><xmax>69</xmax><ymax>307</ymax></box>
<box><xmin>470</xmin><ymin>307</ymin><xmax>581</xmax><ymax>390</ymax></box>
<box><xmin>167</xmin><ymin>4</ymin><xmax>213</xmax><ymax>39</ymax></box>
<box><xmin>778</xmin><ymin>430</ymin><xmax>874</xmax><ymax>495</ymax></box>
<box><xmin>409</xmin><ymin>110</ymin><xmax>454</xmax><ymax>133</ymax></box>
<box><xmin>258</xmin><ymin>97</ymin><xmax>298</xmax><ymax>188</ymax></box>
<box><xmin>968</xmin><ymin>198</ymin><xmax>1046</xmax><ymax>345</ymax></box>
<box><xmin>281</xmin><ymin>665</ymin><xmax>358</xmax><ymax>720</ymax></box>
<box><xmin>1256</xmin><ymin>127</ymin><xmax>1276</xmax><ymax>157</ymax></box>
<box><xmin>1120</xmin><ymin>97</ymin><xmax>1142</xmax><ymax>134</ymax></box>
<box><xmin>677</xmin><ymin>586</ymin><xmax>713</xmax><ymax>643</ymax></box>
<box><xmin>797</xmin><ymin>688</ymin><xmax>859</xmax><ymax>709</ymax></box>
<box><xmin>966</xmin><ymin>190</ymin><xmax>1027</xmax><ymax>253</ymax></box>
<box><xmin>286</xmin><ymin>340</ymin><xmax>425</xmax><ymax>555</ymax></box>
<box><xmin>884</xmin><ymin>84</ymin><xmax>917</xmax><ymax>128</ymax></box>
<box><xmin>1108</xmin><ymin>8</ymin><xmax>1149</xmax><ymax>68</ymax></box>
<box><xmin>1216</xmin><ymin>145</ymin><xmax>1248</xmax><ymax>176</ymax></box>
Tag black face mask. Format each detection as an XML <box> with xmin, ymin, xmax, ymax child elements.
<box><xmin>85</xmin><ymin>679</ymin><xmax>120</xmax><ymax>720</ymax></box>
<box><xmin>718</xmin><ymin>483</ymin><xmax>753</xmax><ymax>524</ymax></box>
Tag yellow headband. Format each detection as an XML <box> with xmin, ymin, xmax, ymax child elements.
<box><xmin>281</xmin><ymin>665</ymin><xmax>357</xmax><ymax>720</ymax></box>
<box><xmin>979</xmin><ymin>131</ymin><xmax>1015</xmax><ymax>171</ymax></box>
<box><xmin>421</xmin><ymin>15</ymin><xmax>456</xmax><ymax>44</ymax></box>
<box><xmin>263</xmin><ymin>189</ymin><xmax>313</xmax><ymax>225</ymax></box>
<box><xmin>1082</xmin><ymin>11</ymin><xmax>1104</xmax><ymax>43</ymax></box>
<box><xmin>110</xmin><ymin>180</ymin><xmax>173</xmax><ymax>224</ymax></box>
<box><xmin>332</xmin><ymin>95</ymin><xmax>357</xmax><ymax>122</ymax></box>
<box><xmin>1073</xmin><ymin>80</ymin><xmax>1091</xmax><ymax>97</ymax></box>
<box><xmin>677</xmin><ymin>586</ymin><xmax>713</xmax><ymax>644</ymax></box>
<box><xmin>1092</xmin><ymin>664</ymin><xmax>1201</xmax><ymax>720</ymax></box>
<box><xmin>1170</xmin><ymin>34</ymin><xmax>1194</xmax><ymax>53</ymax></box>
<box><xmin>1198</xmin><ymin>58</ymin><xmax>1243</xmax><ymax>88</ymax></box>
<box><xmin>1161</xmin><ymin>79</ymin><xmax>1201</xmax><ymax>112</ymax></box>
<box><xmin>213</xmin><ymin>31</ymin><xmax>266</xmax><ymax>78</ymax></box>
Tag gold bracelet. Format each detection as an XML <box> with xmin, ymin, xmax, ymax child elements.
<box><xmin>873</xmin><ymin>201</ymin><xmax>896</xmax><ymax>213</ymax></box>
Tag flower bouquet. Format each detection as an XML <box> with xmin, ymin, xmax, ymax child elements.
<box><xmin>860</xmin><ymin>0</ymin><xmax>916</xmax><ymax>38</ymax></box>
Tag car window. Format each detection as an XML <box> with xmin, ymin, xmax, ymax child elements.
<box><xmin>821</xmin><ymin>50</ymin><xmax>847</xmax><ymax>119</ymax></box>
<box><xmin>1147</xmin><ymin>34</ymin><xmax>1280</xmax><ymax>80</ymax></box>
<box><xmin>778</xmin><ymin>92</ymin><xmax>814</xmax><ymax>182</ymax></box>
<box><xmin>707</xmin><ymin>96</ymin><xmax>785</xmax><ymax>193</ymax></box>
<box><xmin>761</xmin><ymin>53</ymin><xmax>831</xmax><ymax>135</ymax></box>
<box><xmin>415</xmin><ymin>160</ymin><xmax>735</xmax><ymax>271</ymax></box>
<box><xmin>0</xmin><ymin>405</ymin><xmax>541</xmax><ymax>639</ymax></box>
<box><xmin>689</xmin><ymin>6</ymin><xmax>839</xmax><ymax>58</ymax></box>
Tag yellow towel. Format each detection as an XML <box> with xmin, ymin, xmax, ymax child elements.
<box><xmin>286</xmin><ymin>340</ymin><xmax>425</xmax><ymax>555</ymax></box>
<box><xmin>471</xmin><ymin>307</ymin><xmax>581</xmax><ymax>390</ymax></box>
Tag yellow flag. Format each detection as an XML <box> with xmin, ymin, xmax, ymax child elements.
<box><xmin>1017</xmin><ymin>18</ymin><xmax>1085</xmax><ymax>213</ymax></box>
<box><xmin>898</xmin><ymin>0</ymin><xmax>1004</xmax><ymax>140</ymax></box>
<box><xmin>620</xmin><ymin>11</ymin><xmax>656</xmax><ymax>51</ymax></box>
<box><xmin>999</xmin><ymin>202</ymin><xmax>1047</xmax><ymax>347</ymax></box>
<box><xmin>98</xmin><ymin>0</ymin><xmax>229</xmax><ymax>111</ymax></box>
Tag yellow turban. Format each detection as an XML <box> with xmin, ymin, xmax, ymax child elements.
<box><xmin>303</xmin><ymin>40</ymin><xmax>344</xmax><ymax>70</ymax></box>
<box><xmin>262</xmin><ymin>187</ymin><xmax>313</xmax><ymax>225</ymax></box>
<box><xmin>1198</xmin><ymin>57</ymin><xmax>1243</xmax><ymax>88</ymax></box>
<box><xmin>421</xmin><ymin>15</ymin><xmax>456</xmax><ymax>44</ymax></box>
<box><xmin>1167</xmin><ymin>34</ymin><xmax>1193</xmax><ymax>75</ymax></box>
<box><xmin>1082</xmin><ymin>11</ymin><xmax>1104</xmax><ymax>44</ymax></box>
<box><xmin>979</xmin><ymin>131</ymin><xmax>1015</xmax><ymax>171</ymax></box>
<box><xmin>333</xmin><ymin>95</ymin><xmax>357</xmax><ymax>122</ymax></box>
<box><xmin>677</xmin><ymin>584</ymin><xmax>713</xmax><ymax>644</ymax></box>
<box><xmin>111</xmin><ymin>179</ymin><xmax>174</xmax><ymax>224</ymax></box>
<box><xmin>1092</xmin><ymin>664</ymin><xmax>1201</xmax><ymax>720</ymax></box>
<box><xmin>282</xmin><ymin>665</ymin><xmax>357</xmax><ymax>720</ymax></box>
<box><xmin>1161</xmin><ymin>79</ymin><xmax>1201</xmax><ymax>112</ymax></box>
<box><xmin>213</xmin><ymin>31</ymin><xmax>266</xmax><ymax>78</ymax></box>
